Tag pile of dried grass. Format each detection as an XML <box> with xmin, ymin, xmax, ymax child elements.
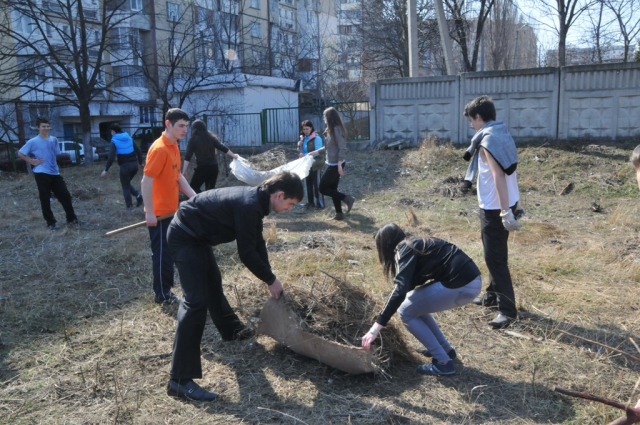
<box><xmin>243</xmin><ymin>147</ymin><xmax>288</xmax><ymax>171</ymax></box>
<box><xmin>256</xmin><ymin>268</ymin><xmax>416</xmax><ymax>376</ymax></box>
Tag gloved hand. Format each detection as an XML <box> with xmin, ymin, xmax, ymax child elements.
<box><xmin>500</xmin><ymin>209</ymin><xmax>521</xmax><ymax>231</ymax></box>
<box><xmin>463</xmin><ymin>150</ymin><xmax>472</xmax><ymax>161</ymax></box>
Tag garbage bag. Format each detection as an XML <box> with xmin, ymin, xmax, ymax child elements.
<box><xmin>230</xmin><ymin>155</ymin><xmax>315</xmax><ymax>186</ymax></box>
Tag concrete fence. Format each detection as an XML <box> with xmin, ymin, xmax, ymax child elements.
<box><xmin>369</xmin><ymin>62</ymin><xmax>640</xmax><ymax>145</ymax></box>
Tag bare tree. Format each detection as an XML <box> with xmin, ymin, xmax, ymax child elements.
<box><xmin>635</xmin><ymin>39</ymin><xmax>640</xmax><ymax>61</ymax></box>
<box><xmin>484</xmin><ymin>0</ymin><xmax>519</xmax><ymax>70</ymax></box>
<box><xmin>359</xmin><ymin>0</ymin><xmax>438</xmax><ymax>78</ymax></box>
<box><xmin>0</xmin><ymin>0</ymin><xmax>137</xmax><ymax>164</ymax></box>
<box><xmin>603</xmin><ymin>0</ymin><xmax>640</xmax><ymax>62</ymax></box>
<box><xmin>133</xmin><ymin>2</ymin><xmax>250</xmax><ymax>117</ymax></box>
<box><xmin>526</xmin><ymin>0</ymin><xmax>593</xmax><ymax>66</ymax></box>
<box><xmin>443</xmin><ymin>0</ymin><xmax>496</xmax><ymax>71</ymax></box>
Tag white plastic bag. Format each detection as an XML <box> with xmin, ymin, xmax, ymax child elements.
<box><xmin>230</xmin><ymin>155</ymin><xmax>315</xmax><ymax>186</ymax></box>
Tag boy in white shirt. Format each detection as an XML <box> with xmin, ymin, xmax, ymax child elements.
<box><xmin>464</xmin><ymin>95</ymin><xmax>521</xmax><ymax>329</ymax></box>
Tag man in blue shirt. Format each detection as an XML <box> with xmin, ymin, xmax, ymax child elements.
<box><xmin>17</xmin><ymin>117</ymin><xmax>78</xmax><ymax>230</ymax></box>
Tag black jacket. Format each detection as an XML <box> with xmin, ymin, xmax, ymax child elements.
<box><xmin>184</xmin><ymin>133</ymin><xmax>229</xmax><ymax>166</ymax></box>
<box><xmin>176</xmin><ymin>186</ymin><xmax>275</xmax><ymax>285</ymax></box>
<box><xmin>376</xmin><ymin>238</ymin><xmax>480</xmax><ymax>326</ymax></box>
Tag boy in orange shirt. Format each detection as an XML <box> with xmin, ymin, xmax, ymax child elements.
<box><xmin>141</xmin><ymin>108</ymin><xmax>196</xmax><ymax>304</ymax></box>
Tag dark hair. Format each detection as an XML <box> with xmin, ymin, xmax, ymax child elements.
<box><xmin>110</xmin><ymin>123</ymin><xmax>123</xmax><ymax>133</ymax></box>
<box><xmin>165</xmin><ymin>108</ymin><xmax>189</xmax><ymax>126</ymax></box>
<box><xmin>323</xmin><ymin>107</ymin><xmax>346</xmax><ymax>142</ymax></box>
<box><xmin>375</xmin><ymin>223</ymin><xmax>407</xmax><ymax>280</ymax></box>
<box><xmin>261</xmin><ymin>171</ymin><xmax>304</xmax><ymax>201</ymax></box>
<box><xmin>36</xmin><ymin>117</ymin><xmax>50</xmax><ymax>127</ymax></box>
<box><xmin>463</xmin><ymin>95</ymin><xmax>496</xmax><ymax>122</ymax></box>
<box><xmin>189</xmin><ymin>119</ymin><xmax>220</xmax><ymax>158</ymax></box>
<box><xmin>301</xmin><ymin>119</ymin><xmax>315</xmax><ymax>135</ymax></box>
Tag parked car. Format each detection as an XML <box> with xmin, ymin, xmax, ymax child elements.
<box><xmin>90</xmin><ymin>137</ymin><xmax>110</xmax><ymax>160</ymax></box>
<box><xmin>58</xmin><ymin>141</ymin><xmax>98</xmax><ymax>163</ymax></box>
<box><xmin>0</xmin><ymin>153</ymin><xmax>72</xmax><ymax>172</ymax></box>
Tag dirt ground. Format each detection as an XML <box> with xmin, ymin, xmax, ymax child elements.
<box><xmin>1</xmin><ymin>139</ymin><xmax>640</xmax><ymax>424</ymax></box>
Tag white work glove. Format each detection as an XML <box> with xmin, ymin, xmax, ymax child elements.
<box><xmin>500</xmin><ymin>209</ymin><xmax>521</xmax><ymax>232</ymax></box>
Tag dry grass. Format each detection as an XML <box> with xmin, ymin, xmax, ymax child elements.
<box><xmin>1</xmin><ymin>139</ymin><xmax>640</xmax><ymax>424</ymax></box>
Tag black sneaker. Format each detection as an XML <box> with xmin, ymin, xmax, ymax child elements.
<box><xmin>416</xmin><ymin>359</ymin><xmax>456</xmax><ymax>376</ymax></box>
<box><xmin>67</xmin><ymin>219</ymin><xmax>80</xmax><ymax>226</ymax></box>
<box><xmin>167</xmin><ymin>380</ymin><xmax>218</xmax><ymax>401</ymax></box>
<box><xmin>473</xmin><ymin>295</ymin><xmax>498</xmax><ymax>308</ymax></box>
<box><xmin>418</xmin><ymin>347</ymin><xmax>457</xmax><ymax>361</ymax></box>
<box><xmin>488</xmin><ymin>313</ymin><xmax>516</xmax><ymax>329</ymax></box>
<box><xmin>136</xmin><ymin>195</ymin><xmax>143</xmax><ymax>208</ymax></box>
<box><xmin>47</xmin><ymin>223</ymin><xmax>59</xmax><ymax>231</ymax></box>
<box><xmin>155</xmin><ymin>292</ymin><xmax>182</xmax><ymax>305</ymax></box>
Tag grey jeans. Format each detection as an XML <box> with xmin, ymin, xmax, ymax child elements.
<box><xmin>397</xmin><ymin>276</ymin><xmax>482</xmax><ymax>363</ymax></box>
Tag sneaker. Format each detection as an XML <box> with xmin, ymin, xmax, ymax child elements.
<box><xmin>155</xmin><ymin>292</ymin><xmax>182</xmax><ymax>305</ymax></box>
<box><xmin>136</xmin><ymin>195</ymin><xmax>143</xmax><ymax>208</ymax></box>
<box><xmin>488</xmin><ymin>313</ymin><xmax>516</xmax><ymax>329</ymax></box>
<box><xmin>473</xmin><ymin>295</ymin><xmax>498</xmax><ymax>308</ymax></box>
<box><xmin>47</xmin><ymin>223</ymin><xmax>59</xmax><ymax>231</ymax></box>
<box><xmin>328</xmin><ymin>212</ymin><xmax>345</xmax><ymax>221</ymax></box>
<box><xmin>416</xmin><ymin>359</ymin><xmax>456</xmax><ymax>376</ymax></box>
<box><xmin>67</xmin><ymin>219</ymin><xmax>80</xmax><ymax>226</ymax></box>
<box><xmin>167</xmin><ymin>380</ymin><xmax>218</xmax><ymax>401</ymax></box>
<box><xmin>343</xmin><ymin>195</ymin><xmax>356</xmax><ymax>213</ymax></box>
<box><xmin>419</xmin><ymin>347</ymin><xmax>457</xmax><ymax>361</ymax></box>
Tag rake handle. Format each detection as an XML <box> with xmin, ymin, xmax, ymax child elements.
<box><xmin>105</xmin><ymin>213</ymin><xmax>175</xmax><ymax>237</ymax></box>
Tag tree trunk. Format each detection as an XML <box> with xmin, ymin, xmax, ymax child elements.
<box><xmin>79</xmin><ymin>100</ymin><xmax>93</xmax><ymax>166</ymax></box>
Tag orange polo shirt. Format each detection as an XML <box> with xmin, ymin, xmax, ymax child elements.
<box><xmin>143</xmin><ymin>133</ymin><xmax>181</xmax><ymax>216</ymax></box>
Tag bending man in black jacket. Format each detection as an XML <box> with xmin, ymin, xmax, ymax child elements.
<box><xmin>166</xmin><ymin>171</ymin><xmax>303</xmax><ymax>401</ymax></box>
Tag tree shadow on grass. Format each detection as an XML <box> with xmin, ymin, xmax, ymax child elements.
<box><xmin>517</xmin><ymin>310</ymin><xmax>640</xmax><ymax>372</ymax></box>
<box><xmin>195</xmin><ymin>337</ymin><xmax>575</xmax><ymax>424</ymax></box>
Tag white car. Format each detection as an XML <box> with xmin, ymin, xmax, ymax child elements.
<box><xmin>58</xmin><ymin>141</ymin><xmax>98</xmax><ymax>163</ymax></box>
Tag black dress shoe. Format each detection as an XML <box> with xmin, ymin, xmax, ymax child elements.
<box><xmin>488</xmin><ymin>313</ymin><xmax>516</xmax><ymax>329</ymax></box>
<box><xmin>473</xmin><ymin>295</ymin><xmax>498</xmax><ymax>307</ymax></box>
<box><xmin>167</xmin><ymin>380</ymin><xmax>218</xmax><ymax>401</ymax></box>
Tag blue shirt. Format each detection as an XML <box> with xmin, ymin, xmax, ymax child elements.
<box><xmin>19</xmin><ymin>135</ymin><xmax>60</xmax><ymax>175</ymax></box>
<box><xmin>111</xmin><ymin>132</ymin><xmax>135</xmax><ymax>154</ymax></box>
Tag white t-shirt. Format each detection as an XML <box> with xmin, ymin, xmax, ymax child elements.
<box><xmin>477</xmin><ymin>149</ymin><xmax>519</xmax><ymax>210</ymax></box>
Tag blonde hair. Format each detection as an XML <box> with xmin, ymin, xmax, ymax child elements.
<box><xmin>631</xmin><ymin>145</ymin><xmax>640</xmax><ymax>168</ymax></box>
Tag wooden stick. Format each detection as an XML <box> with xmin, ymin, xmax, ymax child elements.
<box><xmin>105</xmin><ymin>213</ymin><xmax>174</xmax><ymax>237</ymax></box>
<box><xmin>558</xmin><ymin>330</ymin><xmax>640</xmax><ymax>363</ymax></box>
<box><xmin>554</xmin><ymin>388</ymin><xmax>640</xmax><ymax>425</ymax></box>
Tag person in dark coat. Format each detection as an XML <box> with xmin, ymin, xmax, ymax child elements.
<box><xmin>182</xmin><ymin>120</ymin><xmax>238</xmax><ymax>193</ymax></box>
<box><xmin>165</xmin><ymin>171</ymin><xmax>303</xmax><ymax>401</ymax></box>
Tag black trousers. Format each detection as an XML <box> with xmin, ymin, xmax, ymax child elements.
<box><xmin>148</xmin><ymin>218</ymin><xmax>174</xmax><ymax>300</ymax></box>
<box><xmin>479</xmin><ymin>208</ymin><xmax>517</xmax><ymax>318</ymax></box>
<box><xmin>119</xmin><ymin>161</ymin><xmax>140</xmax><ymax>208</ymax></box>
<box><xmin>34</xmin><ymin>172</ymin><xmax>77</xmax><ymax>226</ymax></box>
<box><xmin>167</xmin><ymin>224</ymin><xmax>244</xmax><ymax>380</ymax></box>
<box><xmin>319</xmin><ymin>163</ymin><xmax>346</xmax><ymax>213</ymax></box>
<box><xmin>305</xmin><ymin>168</ymin><xmax>324</xmax><ymax>207</ymax></box>
<box><xmin>190</xmin><ymin>162</ymin><xmax>219</xmax><ymax>194</ymax></box>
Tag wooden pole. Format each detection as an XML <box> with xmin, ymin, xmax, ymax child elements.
<box><xmin>105</xmin><ymin>213</ymin><xmax>174</xmax><ymax>237</ymax></box>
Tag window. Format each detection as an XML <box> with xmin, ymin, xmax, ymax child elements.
<box><xmin>338</xmin><ymin>25</ymin><xmax>352</xmax><ymax>35</ymax></box>
<box><xmin>112</xmin><ymin>65</ymin><xmax>145</xmax><ymax>87</ymax></box>
<box><xmin>83</xmin><ymin>9</ymin><xmax>98</xmax><ymax>20</ymax></box>
<box><xmin>42</xmin><ymin>1</ymin><xmax>63</xmax><ymax>13</ymax></box>
<box><xmin>306</xmin><ymin>11</ymin><xmax>317</xmax><ymax>25</ymax></box>
<box><xmin>130</xmin><ymin>0</ymin><xmax>142</xmax><ymax>11</ymax></box>
<box><xmin>110</xmin><ymin>27</ymin><xmax>131</xmax><ymax>50</ymax></box>
<box><xmin>45</xmin><ymin>23</ymin><xmax>54</xmax><ymax>37</ymax></box>
<box><xmin>140</xmin><ymin>106</ymin><xmax>158</xmax><ymax>124</ymax></box>
<box><xmin>251</xmin><ymin>22</ymin><xmax>261</xmax><ymax>38</ymax></box>
<box><xmin>16</xmin><ymin>14</ymin><xmax>35</xmax><ymax>34</ymax></box>
<box><xmin>196</xmin><ymin>6</ymin><xmax>213</xmax><ymax>24</ymax></box>
<box><xmin>167</xmin><ymin>2</ymin><xmax>180</xmax><ymax>22</ymax></box>
<box><xmin>18</xmin><ymin>57</ymin><xmax>45</xmax><ymax>82</ymax></box>
<box><xmin>297</xmin><ymin>58</ymin><xmax>312</xmax><ymax>72</ymax></box>
<box><xmin>279</xmin><ymin>0</ymin><xmax>293</xmax><ymax>4</ymax></box>
<box><xmin>250</xmin><ymin>0</ymin><xmax>260</xmax><ymax>8</ymax></box>
<box><xmin>220</xmin><ymin>0</ymin><xmax>238</xmax><ymax>14</ymax></box>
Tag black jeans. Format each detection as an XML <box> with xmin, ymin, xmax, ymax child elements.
<box><xmin>119</xmin><ymin>161</ymin><xmax>140</xmax><ymax>208</ymax></box>
<box><xmin>319</xmin><ymin>163</ymin><xmax>346</xmax><ymax>213</ymax></box>
<box><xmin>34</xmin><ymin>172</ymin><xmax>77</xmax><ymax>226</ymax></box>
<box><xmin>148</xmin><ymin>218</ymin><xmax>174</xmax><ymax>300</ymax></box>
<box><xmin>167</xmin><ymin>224</ymin><xmax>244</xmax><ymax>380</ymax></box>
<box><xmin>479</xmin><ymin>208</ymin><xmax>517</xmax><ymax>318</ymax></box>
<box><xmin>305</xmin><ymin>168</ymin><xmax>324</xmax><ymax>207</ymax></box>
<box><xmin>190</xmin><ymin>162</ymin><xmax>219</xmax><ymax>194</ymax></box>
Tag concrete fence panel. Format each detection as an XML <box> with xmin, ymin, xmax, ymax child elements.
<box><xmin>371</xmin><ymin>76</ymin><xmax>459</xmax><ymax>145</ymax></box>
<box><xmin>460</xmin><ymin>68</ymin><xmax>559</xmax><ymax>144</ymax></box>
<box><xmin>559</xmin><ymin>63</ymin><xmax>640</xmax><ymax>140</ymax></box>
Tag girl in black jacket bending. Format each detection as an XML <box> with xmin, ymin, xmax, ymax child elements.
<box><xmin>361</xmin><ymin>223</ymin><xmax>482</xmax><ymax>376</ymax></box>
